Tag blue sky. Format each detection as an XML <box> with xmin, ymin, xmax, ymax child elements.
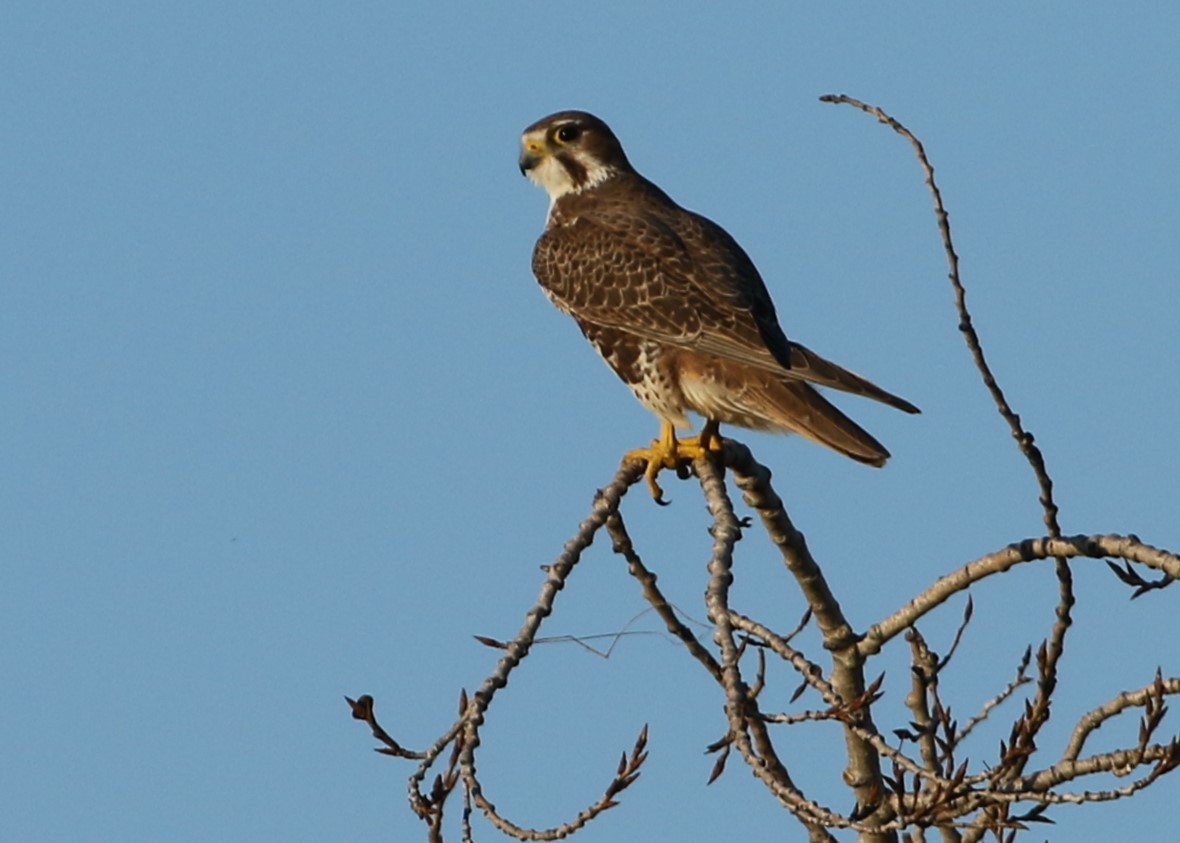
<box><xmin>3</xmin><ymin>2</ymin><xmax>1178</xmax><ymax>840</ymax></box>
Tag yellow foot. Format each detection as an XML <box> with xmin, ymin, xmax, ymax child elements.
<box><xmin>624</xmin><ymin>421</ymin><xmax>724</xmax><ymax>504</ymax></box>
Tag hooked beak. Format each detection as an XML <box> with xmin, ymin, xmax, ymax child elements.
<box><xmin>518</xmin><ymin>137</ymin><xmax>546</xmax><ymax>176</ymax></box>
<box><xmin>518</xmin><ymin>149</ymin><xmax>541</xmax><ymax>176</ymax></box>
<box><xmin>514</xmin><ymin>151</ymin><xmax>538</xmax><ymax>175</ymax></box>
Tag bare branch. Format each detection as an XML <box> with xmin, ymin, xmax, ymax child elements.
<box><xmin>957</xmin><ymin>648</ymin><xmax>1032</xmax><ymax>743</ymax></box>
<box><xmin>861</xmin><ymin>535</ymin><xmax>1180</xmax><ymax>656</ymax></box>
<box><xmin>818</xmin><ymin>93</ymin><xmax>1063</xmax><ymax>540</ymax></box>
<box><xmin>346</xmin><ymin>694</ymin><xmax>427</xmax><ymax>760</ymax></box>
<box><xmin>820</xmin><ymin>93</ymin><xmax>1077</xmax><ymax>790</ymax></box>
<box><xmin>906</xmin><ymin>629</ymin><xmax>945</xmax><ymax>779</ymax></box>
<box><xmin>605</xmin><ymin>510</ymin><xmax>723</xmax><ymax>682</ymax></box>
<box><xmin>719</xmin><ymin>445</ymin><xmax>896</xmax><ymax>840</ymax></box>
<box><xmin>456</xmin><ymin>463</ymin><xmax>656</xmax><ymax>840</ymax></box>
<box><xmin>696</xmin><ymin>454</ymin><xmax>843</xmax><ymax>841</ymax></box>
<box><xmin>1062</xmin><ymin>674</ymin><xmax>1180</xmax><ymax>763</ymax></box>
<box><xmin>727</xmin><ymin>610</ymin><xmax>836</xmax><ymax>706</ymax></box>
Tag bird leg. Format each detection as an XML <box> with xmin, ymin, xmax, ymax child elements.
<box><xmin>678</xmin><ymin>418</ymin><xmax>722</xmax><ymax>454</ymax></box>
<box><xmin>625</xmin><ymin>419</ymin><xmax>724</xmax><ymax>504</ymax></box>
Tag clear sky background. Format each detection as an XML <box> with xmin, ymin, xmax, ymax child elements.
<box><xmin>3</xmin><ymin>3</ymin><xmax>1178</xmax><ymax>841</ymax></box>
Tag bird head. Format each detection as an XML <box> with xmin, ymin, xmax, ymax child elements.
<box><xmin>519</xmin><ymin>111</ymin><xmax>632</xmax><ymax>201</ymax></box>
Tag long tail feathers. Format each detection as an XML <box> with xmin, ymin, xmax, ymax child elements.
<box><xmin>789</xmin><ymin>343</ymin><xmax>920</xmax><ymax>415</ymax></box>
<box><xmin>754</xmin><ymin>378</ymin><xmax>893</xmax><ymax>467</ymax></box>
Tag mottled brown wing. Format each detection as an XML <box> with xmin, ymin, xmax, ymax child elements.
<box><xmin>533</xmin><ymin>201</ymin><xmax>794</xmax><ymax>375</ymax></box>
<box><xmin>669</xmin><ymin>205</ymin><xmax>796</xmax><ymax>369</ymax></box>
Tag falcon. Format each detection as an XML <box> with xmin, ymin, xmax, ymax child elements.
<box><xmin>519</xmin><ymin>110</ymin><xmax>918</xmax><ymax>502</ymax></box>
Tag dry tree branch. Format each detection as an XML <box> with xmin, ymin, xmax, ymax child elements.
<box><xmin>956</xmin><ymin>648</ymin><xmax>1032</xmax><ymax>744</ymax></box>
<box><xmin>1015</xmin><ymin>740</ymin><xmax>1180</xmax><ymax>798</ymax></box>
<box><xmin>703</xmin><ymin>446</ymin><xmax>1175</xmax><ymax>835</ymax></box>
<box><xmin>723</xmin><ymin>444</ymin><xmax>890</xmax><ymax>812</ymax></box>
<box><xmin>905</xmin><ymin>629</ymin><xmax>947</xmax><ymax>781</ymax></box>
<box><xmin>354</xmin><ymin>443</ymin><xmax>1178</xmax><ymax>840</ymax></box>
<box><xmin>817</xmin><ymin>94</ymin><xmax>1063</xmax><ymax>540</ymax></box>
<box><xmin>455</xmin><ymin>463</ymin><xmax>652</xmax><ymax>841</ymax></box>
<box><xmin>727</xmin><ymin>610</ymin><xmax>834</xmax><ymax>706</ymax></box>
<box><xmin>605</xmin><ymin>510</ymin><xmax>723</xmax><ymax>682</ymax></box>
<box><xmin>346</xmin><ymin>693</ymin><xmax>428</xmax><ymax>760</ymax></box>
<box><xmin>731</xmin><ymin>604</ymin><xmax>974</xmax><ymax>815</ymax></box>
<box><xmin>696</xmin><ymin>454</ymin><xmax>840</xmax><ymax>842</ymax></box>
<box><xmin>937</xmin><ymin>597</ymin><xmax>974</xmax><ymax>673</ymax></box>
<box><xmin>349</xmin><ymin>462</ymin><xmax>654</xmax><ymax>841</ymax></box>
<box><xmin>819</xmin><ymin>94</ymin><xmax>1075</xmax><ymax>790</ymax></box>
<box><xmin>860</xmin><ymin>535</ymin><xmax>1180</xmax><ymax>658</ymax></box>
<box><xmin>701</xmin><ymin>447</ymin><xmax>1179</xmax><ymax>838</ymax></box>
<box><xmin>1061</xmin><ymin>673</ymin><xmax>1180</xmax><ymax>763</ymax></box>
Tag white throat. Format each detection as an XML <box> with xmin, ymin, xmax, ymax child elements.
<box><xmin>527</xmin><ymin>155</ymin><xmax>618</xmax><ymax>205</ymax></box>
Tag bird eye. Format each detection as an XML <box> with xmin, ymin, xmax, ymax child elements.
<box><xmin>555</xmin><ymin>124</ymin><xmax>581</xmax><ymax>143</ymax></box>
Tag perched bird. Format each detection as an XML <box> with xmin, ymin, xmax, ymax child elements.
<box><xmin>519</xmin><ymin>110</ymin><xmax>918</xmax><ymax>502</ymax></box>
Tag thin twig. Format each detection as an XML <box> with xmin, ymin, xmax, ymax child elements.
<box><xmin>820</xmin><ymin>94</ymin><xmax>1075</xmax><ymax>790</ymax></box>
<box><xmin>860</xmin><ymin>535</ymin><xmax>1180</xmax><ymax>657</ymax></box>
<box><xmin>458</xmin><ymin>462</ymin><xmax>651</xmax><ymax>840</ymax></box>
<box><xmin>956</xmin><ymin>648</ymin><xmax>1032</xmax><ymax>743</ymax></box>
<box><xmin>606</xmin><ymin>511</ymin><xmax>724</xmax><ymax>682</ymax></box>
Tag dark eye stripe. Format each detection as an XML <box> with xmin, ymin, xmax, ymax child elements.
<box><xmin>556</xmin><ymin>152</ymin><xmax>588</xmax><ymax>187</ymax></box>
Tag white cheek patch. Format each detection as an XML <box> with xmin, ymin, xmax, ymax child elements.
<box><xmin>527</xmin><ymin>155</ymin><xmax>577</xmax><ymax>200</ymax></box>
